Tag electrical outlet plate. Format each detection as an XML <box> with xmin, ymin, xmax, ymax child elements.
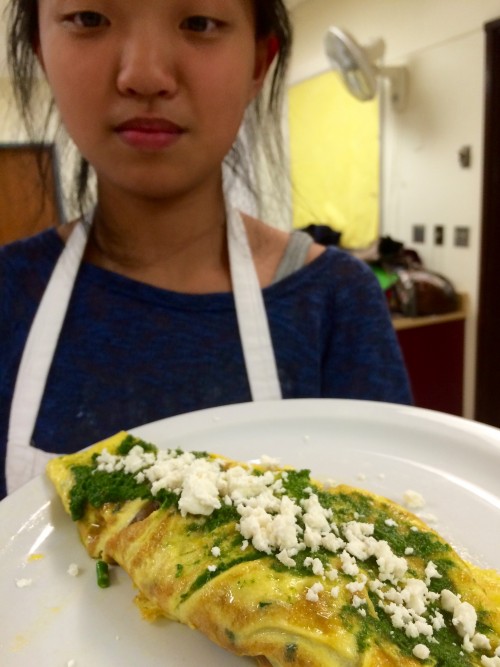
<box><xmin>454</xmin><ymin>227</ymin><xmax>470</xmax><ymax>247</ymax></box>
<box><xmin>412</xmin><ymin>224</ymin><xmax>425</xmax><ymax>243</ymax></box>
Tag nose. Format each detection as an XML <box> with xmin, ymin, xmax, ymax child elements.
<box><xmin>116</xmin><ymin>29</ymin><xmax>179</xmax><ymax>99</ymax></box>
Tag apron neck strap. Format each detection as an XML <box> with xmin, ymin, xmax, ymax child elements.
<box><xmin>6</xmin><ymin>218</ymin><xmax>91</xmax><ymax>492</ymax></box>
<box><xmin>6</xmin><ymin>204</ymin><xmax>282</xmax><ymax>494</ymax></box>
<box><xmin>226</xmin><ymin>205</ymin><xmax>282</xmax><ymax>402</ymax></box>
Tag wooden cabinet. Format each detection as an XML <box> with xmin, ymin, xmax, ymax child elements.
<box><xmin>0</xmin><ymin>143</ymin><xmax>62</xmax><ymax>245</ymax></box>
<box><xmin>393</xmin><ymin>296</ymin><xmax>467</xmax><ymax>416</ymax></box>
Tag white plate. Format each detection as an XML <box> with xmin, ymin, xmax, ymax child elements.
<box><xmin>1</xmin><ymin>399</ymin><xmax>500</xmax><ymax>666</ymax></box>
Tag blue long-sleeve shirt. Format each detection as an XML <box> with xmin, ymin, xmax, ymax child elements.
<box><xmin>0</xmin><ymin>229</ymin><xmax>412</xmax><ymax>498</ymax></box>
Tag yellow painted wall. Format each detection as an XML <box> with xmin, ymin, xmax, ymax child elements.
<box><xmin>288</xmin><ymin>70</ymin><xmax>379</xmax><ymax>249</ymax></box>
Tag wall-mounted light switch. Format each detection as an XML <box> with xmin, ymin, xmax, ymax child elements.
<box><xmin>454</xmin><ymin>227</ymin><xmax>470</xmax><ymax>247</ymax></box>
<box><xmin>412</xmin><ymin>224</ymin><xmax>425</xmax><ymax>243</ymax></box>
<box><xmin>458</xmin><ymin>145</ymin><xmax>472</xmax><ymax>168</ymax></box>
<box><xmin>434</xmin><ymin>225</ymin><xmax>444</xmax><ymax>246</ymax></box>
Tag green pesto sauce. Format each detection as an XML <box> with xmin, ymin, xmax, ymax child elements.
<box><xmin>318</xmin><ymin>490</ymin><xmax>375</xmax><ymax>522</ymax></box>
<box><xmin>116</xmin><ymin>434</ymin><xmax>158</xmax><ymax>456</ymax></box>
<box><xmin>186</xmin><ymin>504</ymin><xmax>240</xmax><ymax>534</ymax></box>
<box><xmin>281</xmin><ymin>469</ymin><xmax>375</xmax><ymax>522</ymax></box>
<box><xmin>341</xmin><ymin>592</ymin><xmax>475</xmax><ymax>667</ymax></box>
<box><xmin>281</xmin><ymin>469</ymin><xmax>312</xmax><ymax>501</ymax></box>
<box><xmin>372</xmin><ymin>515</ymin><xmax>452</xmax><ymax>561</ymax></box>
<box><xmin>69</xmin><ymin>466</ymin><xmax>153</xmax><ymax>521</ymax></box>
<box><xmin>68</xmin><ymin>436</ymin><xmax>209</xmax><ymax>521</ymax></box>
<box><xmin>181</xmin><ymin>552</ymin><xmax>264</xmax><ymax>601</ymax></box>
<box><xmin>225</xmin><ymin>629</ymin><xmax>236</xmax><ymax>643</ymax></box>
<box><xmin>476</xmin><ymin>616</ymin><xmax>495</xmax><ymax>637</ymax></box>
<box><xmin>284</xmin><ymin>643</ymin><xmax>298</xmax><ymax>662</ymax></box>
<box><xmin>426</xmin><ymin>558</ymin><xmax>455</xmax><ymax>594</ymax></box>
<box><xmin>271</xmin><ymin>547</ymin><xmax>331</xmax><ymax>577</ymax></box>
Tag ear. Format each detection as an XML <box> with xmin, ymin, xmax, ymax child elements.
<box><xmin>250</xmin><ymin>34</ymin><xmax>280</xmax><ymax>98</ymax></box>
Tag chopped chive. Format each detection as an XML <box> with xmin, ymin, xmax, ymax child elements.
<box><xmin>96</xmin><ymin>560</ymin><xmax>110</xmax><ymax>588</ymax></box>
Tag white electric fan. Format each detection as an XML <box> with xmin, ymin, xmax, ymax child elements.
<box><xmin>324</xmin><ymin>27</ymin><xmax>408</xmax><ymax>111</ymax></box>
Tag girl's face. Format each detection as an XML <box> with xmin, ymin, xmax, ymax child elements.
<box><xmin>36</xmin><ymin>0</ymin><xmax>272</xmax><ymax>202</ymax></box>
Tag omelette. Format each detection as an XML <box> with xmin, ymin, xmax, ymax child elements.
<box><xmin>46</xmin><ymin>431</ymin><xmax>500</xmax><ymax>667</ymax></box>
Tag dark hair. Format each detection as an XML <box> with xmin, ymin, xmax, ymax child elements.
<box><xmin>6</xmin><ymin>0</ymin><xmax>293</xmax><ymax>215</ymax></box>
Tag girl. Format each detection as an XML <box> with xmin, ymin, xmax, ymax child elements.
<box><xmin>0</xmin><ymin>0</ymin><xmax>412</xmax><ymax>498</ymax></box>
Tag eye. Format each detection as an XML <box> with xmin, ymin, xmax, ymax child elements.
<box><xmin>180</xmin><ymin>15</ymin><xmax>221</xmax><ymax>33</ymax></box>
<box><xmin>63</xmin><ymin>11</ymin><xmax>109</xmax><ymax>29</ymax></box>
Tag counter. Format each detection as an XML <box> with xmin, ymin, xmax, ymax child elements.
<box><xmin>392</xmin><ymin>294</ymin><xmax>467</xmax><ymax>416</ymax></box>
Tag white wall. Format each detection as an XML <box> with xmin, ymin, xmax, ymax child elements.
<box><xmin>288</xmin><ymin>0</ymin><xmax>500</xmax><ymax>419</ymax></box>
<box><xmin>0</xmin><ymin>78</ymin><xmax>28</xmax><ymax>142</ymax></box>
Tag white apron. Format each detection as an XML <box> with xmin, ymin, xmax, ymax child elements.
<box><xmin>6</xmin><ymin>205</ymin><xmax>282</xmax><ymax>494</ymax></box>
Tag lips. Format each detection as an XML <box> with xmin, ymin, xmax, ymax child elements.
<box><xmin>114</xmin><ymin>117</ymin><xmax>185</xmax><ymax>150</ymax></box>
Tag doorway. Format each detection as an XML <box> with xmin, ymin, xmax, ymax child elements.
<box><xmin>475</xmin><ymin>19</ymin><xmax>500</xmax><ymax>427</ymax></box>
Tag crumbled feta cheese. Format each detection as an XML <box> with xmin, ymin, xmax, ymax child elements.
<box><xmin>441</xmin><ymin>590</ymin><xmax>477</xmax><ymax>638</ymax></box>
<box><xmin>207</xmin><ymin>565</ymin><xmax>217</xmax><ymax>572</ymax></box>
<box><xmin>431</xmin><ymin>611</ymin><xmax>446</xmax><ymax>631</ymax></box>
<box><xmin>343</xmin><ymin>521</ymin><xmax>374</xmax><ymax>561</ymax></box>
<box><xmin>67</xmin><ymin>563</ymin><xmax>80</xmax><ymax>577</ymax></box>
<box><xmin>178</xmin><ymin>458</ymin><xmax>222</xmax><ymax>516</ymax></box>
<box><xmin>305</xmin><ymin>582</ymin><xmax>324</xmax><ymax>602</ymax></box>
<box><xmin>276</xmin><ymin>549</ymin><xmax>296</xmax><ymax>567</ymax></box>
<box><xmin>16</xmin><ymin>578</ymin><xmax>33</xmax><ymax>588</ymax></box>
<box><xmin>403</xmin><ymin>490</ymin><xmax>426</xmax><ymax>509</ymax></box>
<box><xmin>385</xmin><ymin>519</ymin><xmax>397</xmax><ymax>527</ymax></box>
<box><xmin>340</xmin><ymin>550</ymin><xmax>359</xmax><ymax>576</ymax></box>
<box><xmin>413</xmin><ymin>644</ymin><xmax>430</xmax><ymax>660</ymax></box>
<box><xmin>462</xmin><ymin>634</ymin><xmax>475</xmax><ymax>654</ymax></box>
<box><xmin>481</xmin><ymin>657</ymin><xmax>500</xmax><ymax>666</ymax></box>
<box><xmin>330</xmin><ymin>586</ymin><xmax>339</xmax><ymax>598</ymax></box>
<box><xmin>352</xmin><ymin>594</ymin><xmax>366</xmax><ymax>608</ymax></box>
<box><xmin>259</xmin><ymin>455</ymin><xmax>280</xmax><ymax>469</ymax></box>
<box><xmin>372</xmin><ymin>540</ymin><xmax>408</xmax><ymax>584</ymax></box>
<box><xmin>405</xmin><ymin>547</ymin><xmax>414</xmax><ymax>555</ymax></box>
<box><xmin>237</xmin><ymin>494</ymin><xmax>303</xmax><ymax>554</ymax></box>
<box><xmin>321</xmin><ymin>533</ymin><xmax>346</xmax><ymax>553</ymax></box>
<box><xmin>424</xmin><ymin>561</ymin><xmax>441</xmax><ymax>586</ymax></box>
<box><xmin>472</xmin><ymin>634</ymin><xmax>492</xmax><ymax>651</ymax></box>
<box><xmin>211</xmin><ymin>547</ymin><xmax>221</xmax><ymax>558</ymax></box>
<box><xmin>346</xmin><ymin>575</ymin><xmax>367</xmax><ymax>595</ymax></box>
<box><xmin>303</xmin><ymin>557</ymin><xmax>325</xmax><ymax>577</ymax></box>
